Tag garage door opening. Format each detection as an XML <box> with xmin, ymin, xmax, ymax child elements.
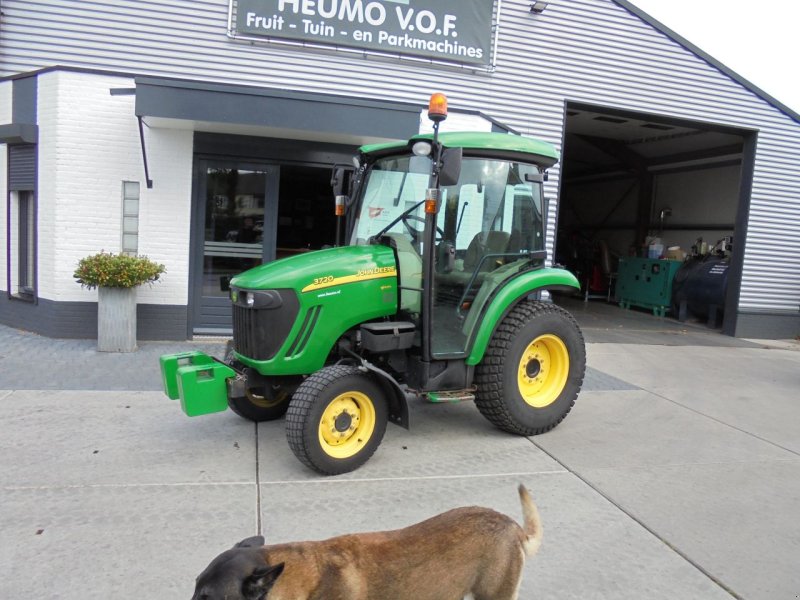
<box><xmin>553</xmin><ymin>103</ymin><xmax>753</xmax><ymax>335</ymax></box>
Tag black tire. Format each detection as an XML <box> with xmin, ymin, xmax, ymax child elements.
<box><xmin>475</xmin><ymin>300</ymin><xmax>585</xmax><ymax>436</ymax></box>
<box><xmin>224</xmin><ymin>340</ymin><xmax>296</xmax><ymax>422</ymax></box>
<box><xmin>286</xmin><ymin>365</ymin><xmax>388</xmax><ymax>475</ymax></box>
<box><xmin>228</xmin><ymin>384</ymin><xmax>292</xmax><ymax>422</ymax></box>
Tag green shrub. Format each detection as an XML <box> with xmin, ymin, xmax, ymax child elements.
<box><xmin>74</xmin><ymin>252</ymin><xmax>166</xmax><ymax>289</ymax></box>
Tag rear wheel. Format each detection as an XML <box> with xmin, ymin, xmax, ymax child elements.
<box><xmin>286</xmin><ymin>365</ymin><xmax>388</xmax><ymax>475</ymax></box>
<box><xmin>475</xmin><ymin>300</ymin><xmax>585</xmax><ymax>435</ymax></box>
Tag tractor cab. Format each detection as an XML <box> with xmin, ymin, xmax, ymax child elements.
<box><xmin>348</xmin><ymin>132</ymin><xmax>556</xmax><ymax>362</ymax></box>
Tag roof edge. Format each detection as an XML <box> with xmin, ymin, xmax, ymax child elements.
<box><xmin>360</xmin><ymin>131</ymin><xmax>559</xmax><ymax>167</ymax></box>
<box><xmin>614</xmin><ymin>0</ymin><xmax>800</xmax><ymax>125</ymax></box>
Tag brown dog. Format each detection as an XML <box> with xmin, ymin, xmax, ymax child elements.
<box><xmin>191</xmin><ymin>484</ymin><xmax>542</xmax><ymax>600</ymax></box>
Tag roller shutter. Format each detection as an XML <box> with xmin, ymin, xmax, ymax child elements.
<box><xmin>8</xmin><ymin>144</ymin><xmax>36</xmax><ymax>191</ymax></box>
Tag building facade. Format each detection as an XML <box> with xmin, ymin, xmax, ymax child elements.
<box><xmin>2</xmin><ymin>0</ymin><xmax>799</xmax><ymax>339</ymax></box>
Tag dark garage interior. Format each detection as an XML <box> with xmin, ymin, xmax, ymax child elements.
<box><xmin>553</xmin><ymin>102</ymin><xmax>752</xmax><ymax>335</ymax></box>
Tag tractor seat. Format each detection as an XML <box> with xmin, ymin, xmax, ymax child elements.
<box><xmin>383</xmin><ymin>233</ymin><xmax>422</xmax><ymax>314</ymax></box>
<box><xmin>437</xmin><ymin>230</ymin><xmax>511</xmax><ymax>288</ymax></box>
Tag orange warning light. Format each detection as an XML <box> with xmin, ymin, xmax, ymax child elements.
<box><xmin>425</xmin><ymin>188</ymin><xmax>440</xmax><ymax>214</ymax></box>
<box><xmin>428</xmin><ymin>93</ymin><xmax>448</xmax><ymax>123</ymax></box>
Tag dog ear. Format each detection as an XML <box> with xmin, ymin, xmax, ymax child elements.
<box><xmin>234</xmin><ymin>536</ymin><xmax>265</xmax><ymax>549</ymax></box>
<box><xmin>242</xmin><ymin>562</ymin><xmax>285</xmax><ymax>599</ymax></box>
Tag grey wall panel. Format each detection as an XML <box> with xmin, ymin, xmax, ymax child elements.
<box><xmin>1</xmin><ymin>0</ymin><xmax>799</xmax><ymax>316</ymax></box>
<box><xmin>735</xmin><ymin>312</ymin><xmax>800</xmax><ymax>339</ymax></box>
<box><xmin>0</xmin><ymin>296</ymin><xmax>190</xmax><ymax>340</ymax></box>
<box><xmin>12</xmin><ymin>76</ymin><xmax>37</xmax><ymax>123</ymax></box>
<box><xmin>137</xmin><ymin>304</ymin><xmax>190</xmax><ymax>340</ymax></box>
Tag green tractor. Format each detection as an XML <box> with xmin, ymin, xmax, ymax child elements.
<box><xmin>160</xmin><ymin>94</ymin><xmax>585</xmax><ymax>475</ymax></box>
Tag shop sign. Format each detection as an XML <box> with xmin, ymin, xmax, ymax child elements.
<box><xmin>232</xmin><ymin>0</ymin><xmax>496</xmax><ymax>67</ymax></box>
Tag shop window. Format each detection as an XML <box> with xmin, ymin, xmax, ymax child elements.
<box><xmin>10</xmin><ymin>190</ymin><xmax>36</xmax><ymax>299</ymax></box>
<box><xmin>122</xmin><ymin>181</ymin><xmax>140</xmax><ymax>255</ymax></box>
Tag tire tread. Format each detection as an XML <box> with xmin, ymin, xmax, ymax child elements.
<box><xmin>286</xmin><ymin>365</ymin><xmax>384</xmax><ymax>475</ymax></box>
<box><xmin>474</xmin><ymin>300</ymin><xmax>585</xmax><ymax>436</ymax></box>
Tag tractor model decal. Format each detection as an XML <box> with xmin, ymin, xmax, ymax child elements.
<box><xmin>301</xmin><ymin>267</ymin><xmax>397</xmax><ymax>293</ymax></box>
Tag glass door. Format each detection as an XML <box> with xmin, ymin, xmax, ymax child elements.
<box><xmin>192</xmin><ymin>161</ymin><xmax>279</xmax><ymax>334</ymax></box>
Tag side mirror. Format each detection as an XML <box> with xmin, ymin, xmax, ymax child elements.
<box><xmin>330</xmin><ymin>164</ymin><xmax>352</xmax><ymax>196</ymax></box>
<box><xmin>438</xmin><ymin>147</ymin><xmax>462</xmax><ymax>187</ymax></box>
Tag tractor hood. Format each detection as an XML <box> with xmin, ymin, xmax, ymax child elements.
<box><xmin>228</xmin><ymin>244</ymin><xmax>399</xmax><ymax>375</ymax></box>
<box><xmin>230</xmin><ymin>244</ymin><xmax>398</xmax><ymax>295</ymax></box>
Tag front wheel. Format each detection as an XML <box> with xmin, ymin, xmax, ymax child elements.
<box><xmin>475</xmin><ymin>300</ymin><xmax>585</xmax><ymax>436</ymax></box>
<box><xmin>228</xmin><ymin>381</ymin><xmax>294</xmax><ymax>422</ymax></box>
<box><xmin>224</xmin><ymin>340</ymin><xmax>298</xmax><ymax>422</ymax></box>
<box><xmin>286</xmin><ymin>365</ymin><xmax>388</xmax><ymax>475</ymax></box>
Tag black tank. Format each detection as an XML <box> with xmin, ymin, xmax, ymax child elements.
<box><xmin>672</xmin><ymin>256</ymin><xmax>729</xmax><ymax>319</ymax></box>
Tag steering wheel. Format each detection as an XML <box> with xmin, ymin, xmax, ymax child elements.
<box><xmin>402</xmin><ymin>214</ymin><xmax>444</xmax><ymax>243</ymax></box>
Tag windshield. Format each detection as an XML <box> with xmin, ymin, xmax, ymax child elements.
<box><xmin>352</xmin><ymin>153</ymin><xmax>544</xmax><ymax>254</ymax></box>
<box><xmin>350</xmin><ymin>154</ymin><xmax>434</xmax><ymax>243</ymax></box>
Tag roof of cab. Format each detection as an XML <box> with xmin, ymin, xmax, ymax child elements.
<box><xmin>359</xmin><ymin>131</ymin><xmax>559</xmax><ymax>166</ymax></box>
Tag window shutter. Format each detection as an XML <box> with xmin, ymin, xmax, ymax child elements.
<box><xmin>9</xmin><ymin>144</ymin><xmax>37</xmax><ymax>191</ymax></box>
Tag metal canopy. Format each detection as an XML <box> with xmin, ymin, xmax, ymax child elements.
<box><xmin>133</xmin><ymin>77</ymin><xmax>422</xmax><ymax>146</ymax></box>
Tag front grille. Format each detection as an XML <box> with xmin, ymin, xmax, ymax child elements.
<box><xmin>232</xmin><ymin>289</ymin><xmax>300</xmax><ymax>361</ymax></box>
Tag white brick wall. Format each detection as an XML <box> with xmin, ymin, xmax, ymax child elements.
<box><xmin>35</xmin><ymin>72</ymin><xmax>59</xmax><ymax>301</ymax></box>
<box><xmin>36</xmin><ymin>71</ymin><xmax>193</xmax><ymax>305</ymax></box>
<box><xmin>0</xmin><ymin>81</ymin><xmax>11</xmax><ymax>292</ymax></box>
<box><xmin>138</xmin><ymin>126</ymin><xmax>194</xmax><ymax>305</ymax></box>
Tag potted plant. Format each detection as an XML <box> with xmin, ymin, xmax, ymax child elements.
<box><xmin>74</xmin><ymin>252</ymin><xmax>166</xmax><ymax>352</ymax></box>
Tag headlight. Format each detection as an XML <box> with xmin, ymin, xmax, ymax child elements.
<box><xmin>412</xmin><ymin>141</ymin><xmax>432</xmax><ymax>157</ymax></box>
<box><xmin>230</xmin><ymin>288</ymin><xmax>285</xmax><ymax>310</ymax></box>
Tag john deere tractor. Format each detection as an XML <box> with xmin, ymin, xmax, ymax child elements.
<box><xmin>160</xmin><ymin>93</ymin><xmax>585</xmax><ymax>475</ymax></box>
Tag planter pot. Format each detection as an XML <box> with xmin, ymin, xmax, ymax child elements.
<box><xmin>97</xmin><ymin>286</ymin><xmax>137</xmax><ymax>352</ymax></box>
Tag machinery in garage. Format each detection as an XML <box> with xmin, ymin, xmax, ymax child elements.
<box><xmin>672</xmin><ymin>236</ymin><xmax>733</xmax><ymax>326</ymax></box>
<box><xmin>160</xmin><ymin>94</ymin><xmax>586</xmax><ymax>474</ymax></box>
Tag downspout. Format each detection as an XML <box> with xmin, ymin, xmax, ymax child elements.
<box><xmin>137</xmin><ymin>116</ymin><xmax>154</xmax><ymax>189</ymax></box>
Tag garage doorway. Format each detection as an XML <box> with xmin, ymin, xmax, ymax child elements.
<box><xmin>554</xmin><ymin>103</ymin><xmax>755</xmax><ymax>335</ymax></box>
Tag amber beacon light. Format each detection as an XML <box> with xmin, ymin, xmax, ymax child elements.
<box><xmin>425</xmin><ymin>188</ymin><xmax>440</xmax><ymax>214</ymax></box>
<box><xmin>428</xmin><ymin>93</ymin><xmax>448</xmax><ymax>123</ymax></box>
<box><xmin>334</xmin><ymin>194</ymin><xmax>346</xmax><ymax>216</ymax></box>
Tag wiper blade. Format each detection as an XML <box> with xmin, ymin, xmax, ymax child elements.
<box><xmin>369</xmin><ymin>199</ymin><xmax>425</xmax><ymax>242</ymax></box>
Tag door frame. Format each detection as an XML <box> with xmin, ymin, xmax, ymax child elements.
<box><xmin>189</xmin><ymin>157</ymin><xmax>280</xmax><ymax>336</ymax></box>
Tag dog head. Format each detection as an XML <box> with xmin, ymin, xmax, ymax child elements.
<box><xmin>192</xmin><ymin>536</ymin><xmax>285</xmax><ymax>600</ymax></box>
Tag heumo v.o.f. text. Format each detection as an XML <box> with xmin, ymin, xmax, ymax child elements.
<box><xmin>239</xmin><ymin>0</ymin><xmax>488</xmax><ymax>62</ymax></box>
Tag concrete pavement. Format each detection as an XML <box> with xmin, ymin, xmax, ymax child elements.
<box><xmin>0</xmin><ymin>316</ymin><xmax>798</xmax><ymax>599</ymax></box>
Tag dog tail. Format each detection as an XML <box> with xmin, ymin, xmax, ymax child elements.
<box><xmin>518</xmin><ymin>484</ymin><xmax>542</xmax><ymax>556</ymax></box>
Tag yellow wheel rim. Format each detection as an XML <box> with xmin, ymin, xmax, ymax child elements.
<box><xmin>517</xmin><ymin>334</ymin><xmax>570</xmax><ymax>408</ymax></box>
<box><xmin>246</xmin><ymin>388</ymin><xmax>287</xmax><ymax>409</ymax></box>
<box><xmin>318</xmin><ymin>391</ymin><xmax>376</xmax><ymax>459</ymax></box>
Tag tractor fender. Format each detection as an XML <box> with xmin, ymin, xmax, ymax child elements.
<box><xmin>349</xmin><ymin>358</ymin><xmax>411</xmax><ymax>430</ymax></box>
<box><xmin>465</xmin><ymin>267</ymin><xmax>580</xmax><ymax>366</ymax></box>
